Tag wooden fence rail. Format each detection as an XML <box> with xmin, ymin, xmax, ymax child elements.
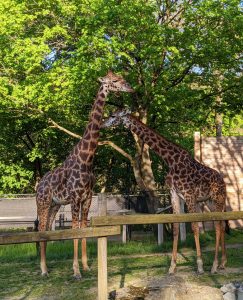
<box><xmin>1</xmin><ymin>211</ymin><xmax>243</xmax><ymax>300</ymax></box>
<box><xmin>0</xmin><ymin>225</ymin><xmax>121</xmax><ymax>300</ymax></box>
<box><xmin>0</xmin><ymin>226</ymin><xmax>120</xmax><ymax>245</ymax></box>
<box><xmin>90</xmin><ymin>211</ymin><xmax>243</xmax><ymax>226</ymax></box>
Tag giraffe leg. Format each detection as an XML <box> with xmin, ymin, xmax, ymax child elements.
<box><xmin>40</xmin><ymin>241</ymin><xmax>48</xmax><ymax>276</ymax></box>
<box><xmin>191</xmin><ymin>221</ymin><xmax>204</xmax><ymax>274</ymax></box>
<box><xmin>169</xmin><ymin>222</ymin><xmax>179</xmax><ymax>275</ymax></box>
<box><xmin>81</xmin><ymin>225</ymin><xmax>89</xmax><ymax>271</ymax></box>
<box><xmin>71</xmin><ymin>202</ymin><xmax>82</xmax><ymax>280</ymax></box>
<box><xmin>168</xmin><ymin>189</ymin><xmax>180</xmax><ymax>275</ymax></box>
<box><xmin>211</xmin><ymin>220</ymin><xmax>221</xmax><ymax>273</ymax></box>
<box><xmin>212</xmin><ymin>199</ymin><xmax>227</xmax><ymax>273</ymax></box>
<box><xmin>80</xmin><ymin>194</ymin><xmax>92</xmax><ymax>271</ymax></box>
<box><xmin>37</xmin><ymin>206</ymin><xmax>50</xmax><ymax>276</ymax></box>
<box><xmin>219</xmin><ymin>220</ymin><xmax>227</xmax><ymax>269</ymax></box>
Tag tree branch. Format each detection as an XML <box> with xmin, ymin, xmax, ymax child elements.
<box><xmin>48</xmin><ymin>118</ymin><xmax>82</xmax><ymax>139</ymax></box>
<box><xmin>98</xmin><ymin>140</ymin><xmax>134</xmax><ymax>164</ymax></box>
<box><xmin>47</xmin><ymin>114</ymin><xmax>135</xmax><ymax>164</ymax></box>
<box><xmin>166</xmin><ymin>65</ymin><xmax>192</xmax><ymax>91</ymax></box>
<box><xmin>37</xmin><ymin>108</ymin><xmax>152</xmax><ymax>194</ymax></box>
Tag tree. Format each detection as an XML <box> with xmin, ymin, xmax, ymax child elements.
<box><xmin>0</xmin><ymin>0</ymin><xmax>242</xmax><ymax>204</ymax></box>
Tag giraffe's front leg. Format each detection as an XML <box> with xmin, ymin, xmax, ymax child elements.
<box><xmin>191</xmin><ymin>221</ymin><xmax>204</xmax><ymax>274</ymax></box>
<box><xmin>169</xmin><ymin>222</ymin><xmax>179</xmax><ymax>275</ymax></box>
<box><xmin>38</xmin><ymin>208</ymin><xmax>49</xmax><ymax>276</ymax></box>
<box><xmin>168</xmin><ymin>189</ymin><xmax>180</xmax><ymax>275</ymax></box>
<box><xmin>40</xmin><ymin>241</ymin><xmax>48</xmax><ymax>276</ymax></box>
<box><xmin>80</xmin><ymin>196</ymin><xmax>92</xmax><ymax>271</ymax></box>
<box><xmin>71</xmin><ymin>205</ymin><xmax>82</xmax><ymax>280</ymax></box>
<box><xmin>81</xmin><ymin>237</ymin><xmax>90</xmax><ymax>271</ymax></box>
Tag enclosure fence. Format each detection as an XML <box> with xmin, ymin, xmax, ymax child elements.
<box><xmin>1</xmin><ymin>195</ymin><xmax>243</xmax><ymax>300</ymax></box>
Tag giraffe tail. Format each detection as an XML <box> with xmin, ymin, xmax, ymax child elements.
<box><xmin>34</xmin><ymin>218</ymin><xmax>40</xmax><ymax>256</ymax></box>
<box><xmin>225</xmin><ymin>220</ymin><xmax>230</xmax><ymax>235</ymax></box>
<box><xmin>34</xmin><ymin>218</ymin><xmax>39</xmax><ymax>232</ymax></box>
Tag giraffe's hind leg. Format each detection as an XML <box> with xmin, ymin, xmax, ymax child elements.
<box><xmin>71</xmin><ymin>199</ymin><xmax>82</xmax><ymax>280</ymax></box>
<box><xmin>37</xmin><ymin>204</ymin><xmax>50</xmax><ymax>276</ymax></box>
<box><xmin>211</xmin><ymin>220</ymin><xmax>221</xmax><ymax>273</ymax></box>
<box><xmin>211</xmin><ymin>199</ymin><xmax>227</xmax><ymax>274</ymax></box>
<box><xmin>219</xmin><ymin>220</ymin><xmax>227</xmax><ymax>269</ymax></box>
<box><xmin>80</xmin><ymin>206</ymin><xmax>91</xmax><ymax>271</ymax></box>
<box><xmin>187</xmin><ymin>196</ymin><xmax>204</xmax><ymax>274</ymax></box>
<box><xmin>80</xmin><ymin>179</ymin><xmax>93</xmax><ymax>272</ymax></box>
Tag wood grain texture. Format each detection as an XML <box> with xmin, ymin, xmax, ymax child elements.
<box><xmin>90</xmin><ymin>211</ymin><xmax>243</xmax><ymax>226</ymax></box>
<box><xmin>0</xmin><ymin>226</ymin><xmax>121</xmax><ymax>245</ymax></box>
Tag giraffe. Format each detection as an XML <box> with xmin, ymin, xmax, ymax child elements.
<box><xmin>36</xmin><ymin>72</ymin><xmax>133</xmax><ymax>279</ymax></box>
<box><xmin>102</xmin><ymin>109</ymin><xmax>227</xmax><ymax>275</ymax></box>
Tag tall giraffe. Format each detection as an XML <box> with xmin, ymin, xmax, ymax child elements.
<box><xmin>36</xmin><ymin>72</ymin><xmax>133</xmax><ymax>279</ymax></box>
<box><xmin>102</xmin><ymin>109</ymin><xmax>227</xmax><ymax>274</ymax></box>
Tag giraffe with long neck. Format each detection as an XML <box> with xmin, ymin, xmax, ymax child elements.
<box><xmin>36</xmin><ymin>72</ymin><xmax>133</xmax><ymax>279</ymax></box>
<box><xmin>102</xmin><ymin>109</ymin><xmax>227</xmax><ymax>274</ymax></box>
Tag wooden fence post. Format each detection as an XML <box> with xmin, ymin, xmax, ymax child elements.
<box><xmin>97</xmin><ymin>193</ymin><xmax>108</xmax><ymax>300</ymax></box>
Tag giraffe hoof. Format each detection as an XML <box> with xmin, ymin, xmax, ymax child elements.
<box><xmin>83</xmin><ymin>266</ymin><xmax>90</xmax><ymax>272</ymax></box>
<box><xmin>211</xmin><ymin>261</ymin><xmax>219</xmax><ymax>274</ymax></box>
<box><xmin>218</xmin><ymin>264</ymin><xmax>225</xmax><ymax>270</ymax></box>
<box><xmin>41</xmin><ymin>272</ymin><xmax>49</xmax><ymax>277</ymax></box>
<box><xmin>211</xmin><ymin>267</ymin><xmax>218</xmax><ymax>274</ymax></box>
<box><xmin>197</xmin><ymin>269</ymin><xmax>204</xmax><ymax>275</ymax></box>
<box><xmin>73</xmin><ymin>273</ymin><xmax>82</xmax><ymax>280</ymax></box>
<box><xmin>168</xmin><ymin>267</ymin><xmax>176</xmax><ymax>275</ymax></box>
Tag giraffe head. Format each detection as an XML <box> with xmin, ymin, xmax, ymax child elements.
<box><xmin>101</xmin><ymin>108</ymin><xmax>131</xmax><ymax>128</ymax></box>
<box><xmin>98</xmin><ymin>71</ymin><xmax>134</xmax><ymax>93</ymax></box>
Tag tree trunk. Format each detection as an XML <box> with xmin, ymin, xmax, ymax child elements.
<box><xmin>132</xmin><ymin>109</ymin><xmax>160</xmax><ymax>213</ymax></box>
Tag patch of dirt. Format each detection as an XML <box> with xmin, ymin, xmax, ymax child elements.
<box><xmin>109</xmin><ymin>275</ymin><xmax>223</xmax><ymax>300</ymax></box>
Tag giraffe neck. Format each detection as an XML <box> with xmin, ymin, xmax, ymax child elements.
<box><xmin>122</xmin><ymin>115</ymin><xmax>189</xmax><ymax>167</ymax></box>
<box><xmin>66</xmin><ymin>85</ymin><xmax>109</xmax><ymax>166</ymax></box>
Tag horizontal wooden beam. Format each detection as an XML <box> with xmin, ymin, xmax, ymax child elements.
<box><xmin>0</xmin><ymin>226</ymin><xmax>121</xmax><ymax>245</ymax></box>
<box><xmin>90</xmin><ymin>211</ymin><xmax>243</xmax><ymax>227</ymax></box>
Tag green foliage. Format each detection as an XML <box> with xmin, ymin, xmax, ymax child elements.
<box><xmin>0</xmin><ymin>0</ymin><xmax>242</xmax><ymax>193</ymax></box>
<box><xmin>0</xmin><ymin>162</ymin><xmax>33</xmax><ymax>193</ymax></box>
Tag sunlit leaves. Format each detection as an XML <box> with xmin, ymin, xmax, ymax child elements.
<box><xmin>0</xmin><ymin>0</ymin><xmax>242</xmax><ymax>193</ymax></box>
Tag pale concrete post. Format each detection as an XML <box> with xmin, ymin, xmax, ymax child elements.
<box><xmin>194</xmin><ymin>132</ymin><xmax>201</xmax><ymax>162</ymax></box>
<box><xmin>158</xmin><ymin>224</ymin><xmax>164</xmax><ymax>245</ymax></box>
<box><xmin>194</xmin><ymin>132</ymin><xmax>204</xmax><ymax>231</ymax></box>
<box><xmin>180</xmin><ymin>200</ymin><xmax>186</xmax><ymax>242</ymax></box>
<box><xmin>122</xmin><ymin>224</ymin><xmax>127</xmax><ymax>243</ymax></box>
<box><xmin>97</xmin><ymin>193</ymin><xmax>108</xmax><ymax>300</ymax></box>
<box><xmin>52</xmin><ymin>219</ymin><xmax>56</xmax><ymax>231</ymax></box>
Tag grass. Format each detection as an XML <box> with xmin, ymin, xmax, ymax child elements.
<box><xmin>0</xmin><ymin>229</ymin><xmax>243</xmax><ymax>299</ymax></box>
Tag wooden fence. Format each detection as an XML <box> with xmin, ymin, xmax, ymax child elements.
<box><xmin>1</xmin><ymin>210</ymin><xmax>243</xmax><ymax>300</ymax></box>
<box><xmin>0</xmin><ymin>225</ymin><xmax>121</xmax><ymax>300</ymax></box>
